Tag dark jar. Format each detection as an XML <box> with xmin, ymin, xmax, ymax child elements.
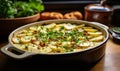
<box><xmin>84</xmin><ymin>4</ymin><xmax>113</xmax><ymax>27</ymax></box>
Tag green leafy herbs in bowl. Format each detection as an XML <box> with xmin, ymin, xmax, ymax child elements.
<box><xmin>0</xmin><ymin>0</ymin><xmax>44</xmax><ymax>38</ymax></box>
<box><xmin>0</xmin><ymin>0</ymin><xmax>44</xmax><ymax>18</ymax></box>
<box><xmin>112</xmin><ymin>27</ymin><xmax>120</xmax><ymax>34</ymax></box>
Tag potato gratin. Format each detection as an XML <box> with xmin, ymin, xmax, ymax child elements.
<box><xmin>11</xmin><ymin>22</ymin><xmax>105</xmax><ymax>53</ymax></box>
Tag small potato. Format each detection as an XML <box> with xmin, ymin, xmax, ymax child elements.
<box><xmin>90</xmin><ymin>35</ymin><xmax>104</xmax><ymax>42</ymax></box>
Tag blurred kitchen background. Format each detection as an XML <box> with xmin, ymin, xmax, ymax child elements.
<box><xmin>13</xmin><ymin>0</ymin><xmax>120</xmax><ymax>27</ymax></box>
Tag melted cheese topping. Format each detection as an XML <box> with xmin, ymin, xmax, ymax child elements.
<box><xmin>11</xmin><ymin>22</ymin><xmax>105</xmax><ymax>53</ymax></box>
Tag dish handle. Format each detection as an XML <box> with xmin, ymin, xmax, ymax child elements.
<box><xmin>1</xmin><ymin>43</ymin><xmax>36</xmax><ymax>59</ymax></box>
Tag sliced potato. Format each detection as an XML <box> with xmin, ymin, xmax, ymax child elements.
<box><xmin>49</xmin><ymin>45</ymin><xmax>65</xmax><ymax>52</ymax></box>
<box><xmin>78</xmin><ymin>28</ymin><xmax>84</xmax><ymax>32</ymax></box>
<box><xmin>39</xmin><ymin>28</ymin><xmax>47</xmax><ymax>33</ymax></box>
<box><xmin>78</xmin><ymin>36</ymin><xmax>86</xmax><ymax>40</ymax></box>
<box><xmin>26</xmin><ymin>32</ymin><xmax>33</xmax><ymax>36</ymax></box>
<box><xmin>78</xmin><ymin>42</ymin><xmax>90</xmax><ymax>48</ymax></box>
<box><xmin>75</xmin><ymin>24</ymin><xmax>85</xmax><ymax>28</ymax></box>
<box><xmin>50</xmin><ymin>41</ymin><xmax>57</xmax><ymax>45</ymax></box>
<box><xmin>86</xmin><ymin>36</ymin><xmax>94</xmax><ymax>39</ymax></box>
<box><xmin>56</xmin><ymin>47</ymin><xmax>66</xmax><ymax>53</ymax></box>
<box><xmin>49</xmin><ymin>45</ymin><xmax>66</xmax><ymax>53</ymax></box>
<box><xmin>84</xmin><ymin>28</ymin><xmax>98</xmax><ymax>32</ymax></box>
<box><xmin>12</xmin><ymin>37</ymin><xmax>20</xmax><ymax>44</ymax></box>
<box><xmin>44</xmin><ymin>23</ymin><xmax>56</xmax><ymax>28</ymax></box>
<box><xmin>53</xmin><ymin>27</ymin><xmax>61</xmax><ymax>31</ymax></box>
<box><xmin>16</xmin><ymin>33</ymin><xmax>26</xmax><ymax>37</ymax></box>
<box><xmin>31</xmin><ymin>40</ymin><xmax>40</xmax><ymax>45</ymax></box>
<box><xmin>64</xmin><ymin>23</ymin><xmax>76</xmax><ymax>30</ymax></box>
<box><xmin>14</xmin><ymin>44</ymin><xmax>27</xmax><ymax>50</ymax></box>
<box><xmin>61</xmin><ymin>42</ymin><xmax>71</xmax><ymax>46</ymax></box>
<box><xmin>29</xmin><ymin>26</ymin><xmax>38</xmax><ymax>31</ymax></box>
<box><xmin>88</xmin><ymin>32</ymin><xmax>102</xmax><ymax>36</ymax></box>
<box><xmin>90</xmin><ymin>35</ymin><xmax>104</xmax><ymax>42</ymax></box>
<box><xmin>20</xmin><ymin>30</ymin><xmax>28</xmax><ymax>33</ymax></box>
<box><xmin>20</xmin><ymin>36</ymin><xmax>32</xmax><ymax>43</ymax></box>
<box><xmin>28</xmin><ymin>44</ymin><xmax>39</xmax><ymax>53</ymax></box>
<box><xmin>73</xmin><ymin>49</ymin><xmax>82</xmax><ymax>52</ymax></box>
<box><xmin>56</xmin><ymin>23</ymin><xmax>65</xmax><ymax>27</ymax></box>
<box><xmin>39</xmin><ymin>46</ymin><xmax>52</xmax><ymax>53</ymax></box>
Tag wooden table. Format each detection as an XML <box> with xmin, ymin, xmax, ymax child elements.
<box><xmin>0</xmin><ymin>35</ymin><xmax>120</xmax><ymax>71</ymax></box>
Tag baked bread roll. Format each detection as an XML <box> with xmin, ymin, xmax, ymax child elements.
<box><xmin>40</xmin><ymin>12</ymin><xmax>64</xmax><ymax>20</ymax></box>
<box><xmin>50</xmin><ymin>12</ymin><xmax>63</xmax><ymax>19</ymax></box>
<box><xmin>64</xmin><ymin>11</ymin><xmax>83</xmax><ymax>20</ymax></box>
<box><xmin>40</xmin><ymin>12</ymin><xmax>51</xmax><ymax>20</ymax></box>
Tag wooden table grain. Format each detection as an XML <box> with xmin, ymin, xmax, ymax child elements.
<box><xmin>90</xmin><ymin>35</ymin><xmax>120</xmax><ymax>71</ymax></box>
<box><xmin>0</xmin><ymin>35</ymin><xmax>120</xmax><ymax>71</ymax></box>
